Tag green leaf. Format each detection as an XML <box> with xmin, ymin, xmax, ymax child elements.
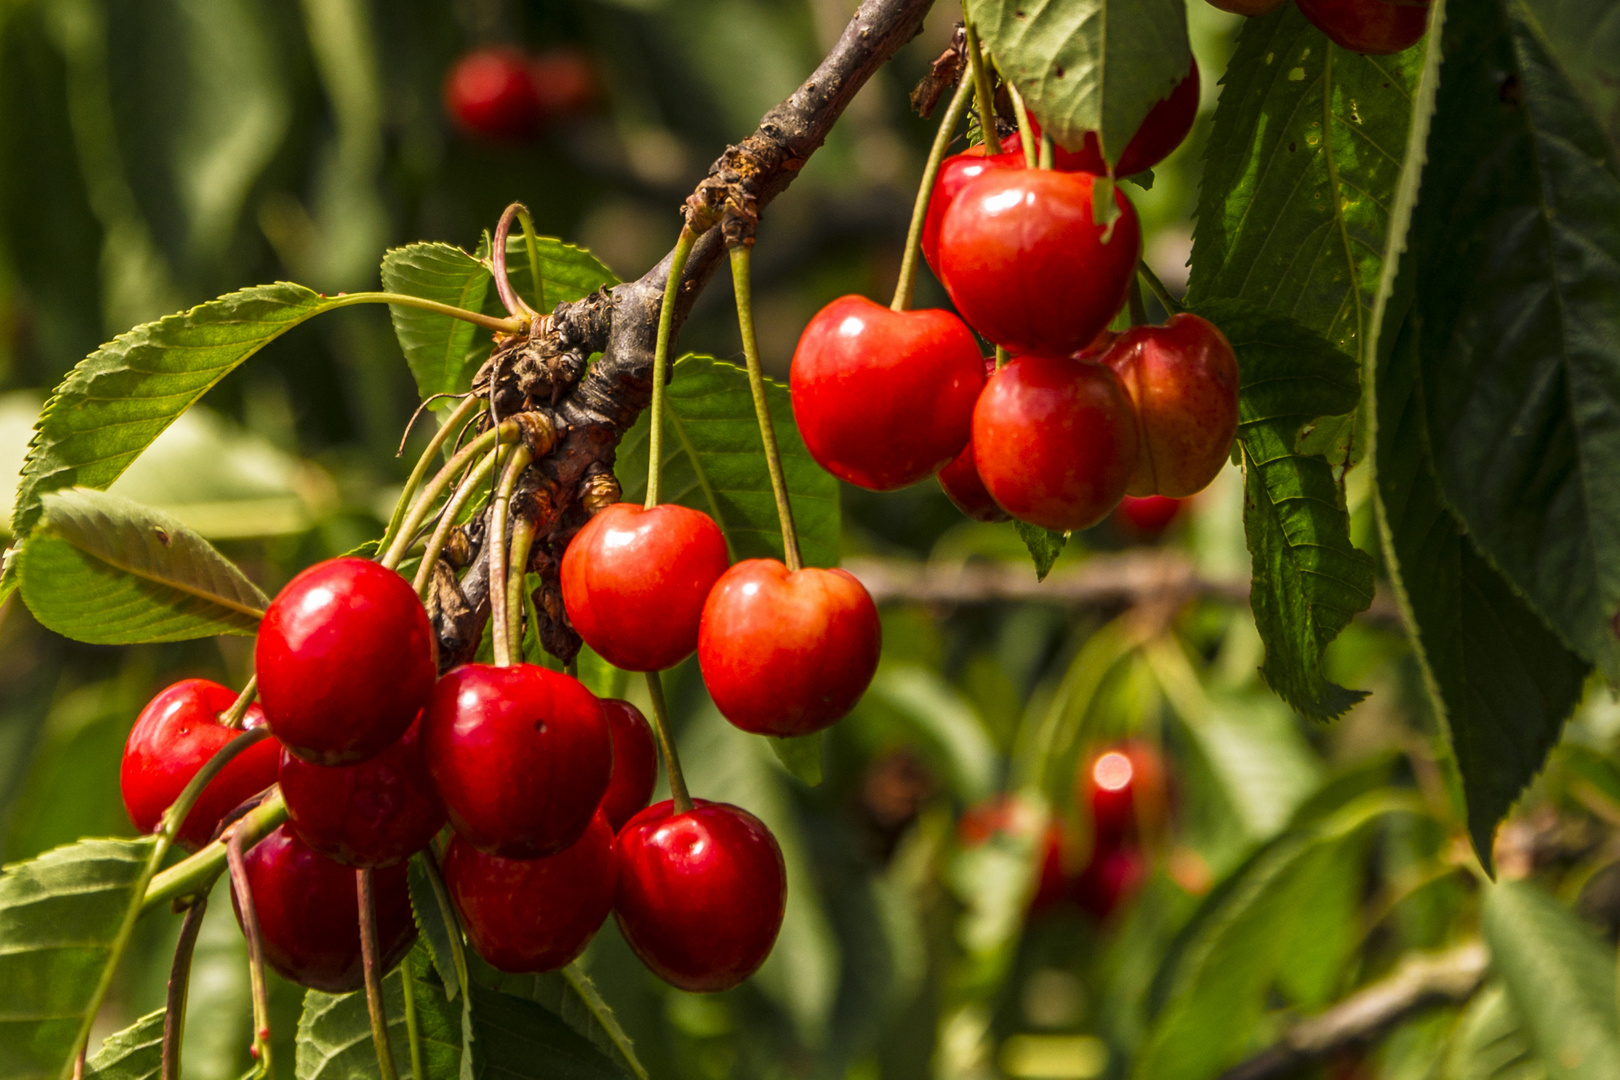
<box><xmin>1483</xmin><ymin>881</ymin><xmax>1620</xmax><ymax>1080</ymax></box>
<box><xmin>0</xmin><ymin>837</ymin><xmax>160</xmax><ymax>1080</ymax></box>
<box><xmin>17</xmin><ymin>488</ymin><xmax>267</xmax><ymax>644</ymax></box>
<box><xmin>1400</xmin><ymin>0</ymin><xmax>1620</xmax><ymax>684</ymax></box>
<box><xmin>406</xmin><ymin>854</ymin><xmax>467</xmax><ymax>1002</ymax></box>
<box><xmin>493</xmin><ymin>235</ymin><xmax>617</xmax><ymax>316</ymax></box>
<box><xmin>1194</xmin><ymin>300</ymin><xmax>1375</xmax><ymax>719</ymax></box>
<box><xmin>1013</xmin><ymin>520</ymin><xmax>1066</xmax><ymax>581</ymax></box>
<box><xmin>964</xmin><ymin>0</ymin><xmax>1191</xmax><ymax>167</ymax></box>
<box><xmin>472</xmin><ymin>963</ymin><xmax>646</xmax><ymax>1080</ymax></box>
<box><xmin>1375</xmin><ymin>309</ymin><xmax>1588</xmax><ymax>869</ymax></box>
<box><xmin>10</xmin><ymin>283</ymin><xmax>359</xmax><ymax>540</ymax></box>
<box><xmin>82</xmin><ymin>1010</ymin><xmax>162</xmax><ymax>1080</ymax></box>
<box><xmin>1187</xmin><ymin>4</ymin><xmax>1425</xmax><ymax>360</ymax></box>
<box><xmin>769</xmin><ymin>733</ymin><xmax>823</xmax><ymax>787</ymax></box>
<box><xmin>1447</xmin><ymin>984</ymin><xmax>1546</xmax><ymax>1080</ymax></box>
<box><xmin>615</xmin><ymin>354</ymin><xmax>841</xmax><ymax>570</ymax></box>
<box><xmin>296</xmin><ymin>966</ymin><xmax>420</xmax><ymax>1080</ymax></box>
<box><xmin>381</xmin><ymin>243</ymin><xmax>493</xmax><ymax>407</ymax></box>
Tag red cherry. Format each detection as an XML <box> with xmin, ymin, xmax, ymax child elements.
<box><xmin>1105</xmin><ymin>313</ymin><xmax>1240</xmax><ymax>498</ymax></box>
<box><xmin>443</xmin><ymin>814</ymin><xmax>618</xmax><ymax>973</ymax></box>
<box><xmin>698</xmin><ymin>560</ymin><xmax>881</xmax><ymax>737</ymax></box>
<box><xmin>120</xmin><ymin>680</ymin><xmax>280</xmax><ymax>851</ymax></box>
<box><xmin>424</xmin><ymin>663</ymin><xmax>612</xmax><ymax>858</ymax></box>
<box><xmin>1296</xmin><ymin>0</ymin><xmax>1428</xmax><ymax>54</ymax></box>
<box><xmin>937</xmin><ymin>357</ymin><xmax>1008</xmax><ymax>522</ymax></box>
<box><xmin>936</xmin><ymin>169</ymin><xmax>1141</xmax><ymax>358</ymax></box>
<box><xmin>790</xmin><ymin>296</ymin><xmax>986</xmax><ymax>491</ymax></box>
<box><xmin>958</xmin><ymin>797</ymin><xmax>1070</xmax><ymax>914</ymax></box>
<box><xmin>615</xmin><ymin>799</ymin><xmax>786</xmax><ymax>992</ymax></box>
<box><xmin>444</xmin><ymin>47</ymin><xmax>544</xmax><ymax>140</ymax></box>
<box><xmin>599</xmin><ymin>699</ymin><xmax>658</xmax><ymax>831</ymax></box>
<box><xmin>1000</xmin><ymin>61</ymin><xmax>1200</xmax><ymax>177</ymax></box>
<box><xmin>921</xmin><ymin>149</ymin><xmax>1024</xmax><ymax>272</ymax></box>
<box><xmin>1074</xmin><ymin>846</ymin><xmax>1146</xmax><ymax>920</ymax></box>
<box><xmin>529</xmin><ymin>47</ymin><xmax>598</xmax><ymax>123</ymax></box>
<box><xmin>232</xmin><ymin>825</ymin><xmax>415</xmax><ymax>993</ymax></box>
<box><xmin>560</xmin><ymin>503</ymin><xmax>730</xmax><ymax>672</ymax></box>
<box><xmin>1082</xmin><ymin>743</ymin><xmax>1169</xmax><ymax>848</ymax></box>
<box><xmin>972</xmin><ymin>356</ymin><xmax>1139</xmax><ymax>531</ymax></box>
<box><xmin>255</xmin><ymin>557</ymin><xmax>436</xmax><ymax>767</ymax></box>
<box><xmin>279</xmin><ymin>716</ymin><xmax>446</xmax><ymax>868</ymax></box>
<box><xmin>1116</xmin><ymin>495</ymin><xmax>1184</xmax><ymax>536</ymax></box>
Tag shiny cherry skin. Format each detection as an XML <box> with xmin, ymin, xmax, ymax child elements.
<box><xmin>1082</xmin><ymin>743</ymin><xmax>1170</xmax><ymax>849</ymax></box>
<box><xmin>599</xmin><ymin>699</ymin><xmax>658</xmax><ymax>831</ymax></box>
<box><xmin>1116</xmin><ymin>495</ymin><xmax>1184</xmax><ymax>536</ymax></box>
<box><xmin>444</xmin><ymin>47</ymin><xmax>544</xmax><ymax>140</ymax></box>
<box><xmin>1000</xmin><ymin>60</ymin><xmax>1200</xmax><ymax>178</ymax></box>
<box><xmin>255</xmin><ymin>557</ymin><xmax>436</xmax><ymax>767</ymax></box>
<box><xmin>791</xmin><ymin>296</ymin><xmax>986</xmax><ymax>491</ymax></box>
<box><xmin>560</xmin><ymin>503</ymin><xmax>730</xmax><ymax>672</ymax></box>
<box><xmin>232</xmin><ymin>825</ymin><xmax>415</xmax><ymax>993</ymax></box>
<box><xmin>1296</xmin><ymin>0</ymin><xmax>1428</xmax><ymax>54</ymax></box>
<box><xmin>698</xmin><ymin>560</ymin><xmax>881</xmax><ymax>737</ymax></box>
<box><xmin>921</xmin><ymin>149</ymin><xmax>1024</xmax><ymax>271</ymax></box>
<box><xmin>279</xmin><ymin>715</ymin><xmax>446</xmax><ymax>868</ymax></box>
<box><xmin>1104</xmin><ymin>313</ymin><xmax>1240</xmax><ymax>498</ymax></box>
<box><xmin>972</xmin><ymin>356</ymin><xmax>1139</xmax><ymax>531</ymax></box>
<box><xmin>959</xmin><ymin>797</ymin><xmax>1070</xmax><ymax>914</ymax></box>
<box><xmin>424</xmin><ymin>663</ymin><xmax>611</xmax><ymax>858</ymax></box>
<box><xmin>937</xmin><ymin>357</ymin><xmax>1008</xmax><ymax>522</ymax></box>
<box><xmin>1074</xmin><ymin>845</ymin><xmax>1147</xmax><ymax>920</ymax></box>
<box><xmin>120</xmin><ymin>680</ymin><xmax>280</xmax><ymax>851</ymax></box>
<box><xmin>1204</xmin><ymin>0</ymin><xmax>1286</xmax><ymax>14</ymax></box>
<box><xmin>529</xmin><ymin>47</ymin><xmax>598</xmax><ymax>123</ymax></box>
<box><xmin>443</xmin><ymin>814</ymin><xmax>618</xmax><ymax>972</ymax></box>
<box><xmin>936</xmin><ymin>170</ymin><xmax>1141</xmax><ymax>358</ymax></box>
<box><xmin>615</xmin><ymin>799</ymin><xmax>787</xmax><ymax>993</ymax></box>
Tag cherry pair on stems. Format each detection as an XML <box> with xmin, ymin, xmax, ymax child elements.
<box><xmin>443</xmin><ymin>45</ymin><xmax>597</xmax><ymax>141</ymax></box>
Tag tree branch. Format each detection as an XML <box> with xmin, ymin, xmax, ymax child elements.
<box><xmin>1216</xmin><ymin>941</ymin><xmax>1489</xmax><ymax>1080</ymax></box>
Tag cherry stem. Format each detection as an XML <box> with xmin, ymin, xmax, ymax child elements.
<box><xmin>226</xmin><ymin>828</ymin><xmax>273</xmax><ymax>1078</ymax></box>
<box><xmin>491</xmin><ymin>203</ymin><xmax>538</xmax><ymax>319</ymax></box>
<box><xmin>1128</xmin><ymin>274</ymin><xmax>1149</xmax><ymax>327</ymax></box>
<box><xmin>489</xmin><ymin>445</ymin><xmax>535</xmax><ymax>667</ymax></box>
<box><xmin>1137</xmin><ymin>261</ymin><xmax>1183</xmax><ymax>315</ymax></box>
<box><xmin>144</xmin><ymin>790</ymin><xmax>287</xmax><ymax>913</ymax></box>
<box><xmin>216</xmin><ymin>677</ymin><xmax>258</xmax><ymax>731</ymax></box>
<box><xmin>516</xmin><ymin>208</ymin><xmax>547</xmax><ymax>315</ymax></box>
<box><xmin>1008</xmin><ymin>81</ymin><xmax>1037</xmax><ymax>168</ymax></box>
<box><xmin>647</xmin><ymin>228</ymin><xmax>699</xmax><ymax>508</ymax></box>
<box><xmin>380</xmin><ymin>395</ymin><xmax>483</xmax><ymax>561</ymax></box>
<box><xmin>412</xmin><ymin>443</ymin><xmax>507</xmax><ymax>597</ymax></box>
<box><xmin>161</xmin><ymin>895</ymin><xmax>208</xmax><ymax>1080</ymax></box>
<box><xmin>729</xmin><ymin>244</ymin><xmax>803</xmax><ymax>572</ymax></box>
<box><xmin>962</xmin><ymin>16</ymin><xmax>998</xmax><ymax>149</ymax></box>
<box><xmin>891</xmin><ymin>76</ymin><xmax>975</xmax><ymax>313</ymax></box>
<box><xmin>996</xmin><ymin>345</ymin><xmax>1009</xmax><ymax>369</ymax></box>
<box><xmin>358</xmin><ymin>869</ymin><xmax>400</xmax><ymax>1080</ymax></box>
<box><xmin>158</xmin><ymin>725</ymin><xmax>274</xmax><ymax>843</ymax></box>
<box><xmin>507</xmin><ymin>515</ymin><xmax>537</xmax><ymax>662</ymax></box>
<box><xmin>400</xmin><ymin>951</ymin><xmax>425</xmax><ymax>1080</ymax></box>
<box><xmin>381</xmin><ymin>421</ymin><xmax>521</xmax><ymax>570</ymax></box>
<box><xmin>1039</xmin><ymin>133</ymin><xmax>1053</xmax><ymax>170</ymax></box>
<box><xmin>643</xmin><ymin>672</ymin><xmax>693</xmax><ymax>814</ymax></box>
<box><xmin>322</xmin><ymin>292</ymin><xmax>523</xmax><ymax>335</ymax></box>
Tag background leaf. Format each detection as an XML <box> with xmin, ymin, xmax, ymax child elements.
<box><xmin>769</xmin><ymin>733</ymin><xmax>823</xmax><ymax>787</ymax></box>
<box><xmin>615</xmin><ymin>354</ymin><xmax>841</xmax><ymax>570</ymax></box>
<box><xmin>964</xmin><ymin>0</ymin><xmax>1191</xmax><ymax>166</ymax></box>
<box><xmin>82</xmin><ymin>1010</ymin><xmax>162</xmax><ymax>1080</ymax></box>
<box><xmin>17</xmin><ymin>488</ymin><xmax>267</xmax><ymax>644</ymax></box>
<box><xmin>1482</xmin><ymin>881</ymin><xmax>1620</xmax><ymax>1080</ymax></box>
<box><xmin>473</xmin><ymin>963</ymin><xmax>646</xmax><ymax>1080</ymax></box>
<box><xmin>0</xmin><ymin>837</ymin><xmax>158</xmax><ymax>1080</ymax></box>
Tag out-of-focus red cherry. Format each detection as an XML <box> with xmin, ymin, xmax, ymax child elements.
<box><xmin>1000</xmin><ymin>61</ymin><xmax>1200</xmax><ymax>177</ymax></box>
<box><xmin>1081</xmin><ymin>743</ymin><xmax>1169</xmax><ymax>848</ymax></box>
<box><xmin>120</xmin><ymin>679</ymin><xmax>280</xmax><ymax>851</ymax></box>
<box><xmin>1116</xmin><ymin>495</ymin><xmax>1184</xmax><ymax>536</ymax></box>
<box><xmin>1074</xmin><ymin>845</ymin><xmax>1147</xmax><ymax>920</ymax></box>
<box><xmin>958</xmin><ymin>796</ymin><xmax>1070</xmax><ymax>914</ymax></box>
<box><xmin>445</xmin><ymin>47</ymin><xmax>544</xmax><ymax>140</ymax></box>
<box><xmin>528</xmin><ymin>47</ymin><xmax>598</xmax><ymax>123</ymax></box>
<box><xmin>1296</xmin><ymin>0</ymin><xmax>1429</xmax><ymax>54</ymax></box>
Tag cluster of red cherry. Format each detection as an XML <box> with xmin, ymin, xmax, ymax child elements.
<box><xmin>1218</xmin><ymin>0</ymin><xmax>1431</xmax><ymax>55</ymax></box>
<box><xmin>443</xmin><ymin>45</ymin><xmax>597</xmax><ymax>142</ymax></box>
<box><xmin>791</xmin><ymin>60</ymin><xmax>1241</xmax><ymax>534</ymax></box>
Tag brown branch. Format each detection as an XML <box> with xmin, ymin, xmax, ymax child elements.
<box><xmin>1216</xmin><ymin>941</ymin><xmax>1489</xmax><ymax>1080</ymax></box>
<box><xmin>429</xmin><ymin>0</ymin><xmax>937</xmax><ymax>663</ymax></box>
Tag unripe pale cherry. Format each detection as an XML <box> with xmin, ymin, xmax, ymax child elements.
<box><xmin>935</xmin><ymin>170</ymin><xmax>1141</xmax><ymax>359</ymax></box>
<box><xmin>424</xmin><ymin>663</ymin><xmax>612</xmax><ymax>859</ymax></box>
<box><xmin>791</xmin><ymin>296</ymin><xmax>986</xmax><ymax>491</ymax></box>
<box><xmin>1103</xmin><ymin>313</ymin><xmax>1240</xmax><ymax>498</ymax></box>
<box><xmin>972</xmin><ymin>356</ymin><xmax>1139</xmax><ymax>531</ymax></box>
<box><xmin>120</xmin><ymin>679</ymin><xmax>280</xmax><ymax>851</ymax></box>
<box><xmin>560</xmin><ymin>503</ymin><xmax>730</xmax><ymax>671</ymax></box>
<box><xmin>615</xmin><ymin>799</ymin><xmax>786</xmax><ymax>993</ymax></box>
<box><xmin>443</xmin><ymin>813</ymin><xmax>618</xmax><ymax>973</ymax></box>
<box><xmin>699</xmin><ymin>559</ymin><xmax>881</xmax><ymax>737</ymax></box>
<box><xmin>255</xmin><ymin>557</ymin><xmax>437</xmax><ymax>766</ymax></box>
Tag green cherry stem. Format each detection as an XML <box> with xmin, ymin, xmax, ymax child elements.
<box><xmin>380</xmin><ymin>395</ymin><xmax>483</xmax><ymax>561</ymax></box>
<box><xmin>647</xmin><ymin>228</ymin><xmax>699</xmax><ymax>508</ymax></box>
<box><xmin>161</xmin><ymin>896</ymin><xmax>208</xmax><ymax>1080</ymax></box>
<box><xmin>358</xmin><ymin>869</ymin><xmax>400</xmax><ymax>1080</ymax></box>
<box><xmin>1137</xmin><ymin>260</ymin><xmax>1183</xmax><ymax>315</ymax></box>
<box><xmin>729</xmin><ymin>244</ymin><xmax>803</xmax><ymax>572</ymax></box>
<box><xmin>323</xmin><ymin>292</ymin><xmax>523</xmax><ymax>335</ymax></box>
<box><xmin>159</xmin><ymin>726</ymin><xmax>274</xmax><ymax>842</ymax></box>
<box><xmin>489</xmin><ymin>445</ymin><xmax>535</xmax><ymax>667</ymax></box>
<box><xmin>1008</xmin><ymin>81</ymin><xmax>1037</xmax><ymax>168</ymax></box>
<box><xmin>1039</xmin><ymin>133</ymin><xmax>1053</xmax><ymax>170</ymax></box>
<box><xmin>216</xmin><ymin>676</ymin><xmax>258</xmax><ymax>731</ymax></box>
<box><xmin>891</xmin><ymin>75</ymin><xmax>975</xmax><ymax>312</ymax></box>
<box><xmin>400</xmin><ymin>952</ymin><xmax>425</xmax><ymax>1080</ymax></box>
<box><xmin>144</xmin><ymin>790</ymin><xmax>288</xmax><ymax>913</ymax></box>
<box><xmin>995</xmin><ymin>345</ymin><xmax>1010</xmax><ymax>369</ymax></box>
<box><xmin>516</xmin><ymin>208</ymin><xmax>547</xmax><ymax>315</ymax></box>
<box><xmin>507</xmin><ymin>514</ymin><xmax>537</xmax><ymax>662</ymax></box>
<box><xmin>962</xmin><ymin>16</ymin><xmax>998</xmax><ymax>148</ymax></box>
<box><xmin>227</xmin><ymin>828</ymin><xmax>274</xmax><ymax>1078</ymax></box>
<box><xmin>644</xmin><ymin>672</ymin><xmax>693</xmax><ymax>814</ymax></box>
<box><xmin>412</xmin><ymin>443</ymin><xmax>509</xmax><ymax>597</ymax></box>
<box><xmin>381</xmin><ymin>421</ymin><xmax>521</xmax><ymax>570</ymax></box>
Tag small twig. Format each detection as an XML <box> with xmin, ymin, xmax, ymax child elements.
<box><xmin>1216</xmin><ymin>941</ymin><xmax>1489</xmax><ymax>1080</ymax></box>
<box><xmin>226</xmin><ymin>828</ymin><xmax>273</xmax><ymax>1076</ymax></box>
<box><xmin>644</xmin><ymin>672</ymin><xmax>693</xmax><ymax>814</ymax></box>
<box><xmin>358</xmin><ymin>870</ymin><xmax>400</xmax><ymax>1080</ymax></box>
<box><xmin>161</xmin><ymin>896</ymin><xmax>209</xmax><ymax>1080</ymax></box>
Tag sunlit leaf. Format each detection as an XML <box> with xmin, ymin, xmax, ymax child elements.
<box><xmin>82</xmin><ymin>1011</ymin><xmax>162</xmax><ymax>1080</ymax></box>
<box><xmin>381</xmin><ymin>243</ymin><xmax>493</xmax><ymax>408</ymax></box>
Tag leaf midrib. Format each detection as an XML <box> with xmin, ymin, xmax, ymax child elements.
<box><xmin>44</xmin><ymin>527</ymin><xmax>266</xmax><ymax>619</ymax></box>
